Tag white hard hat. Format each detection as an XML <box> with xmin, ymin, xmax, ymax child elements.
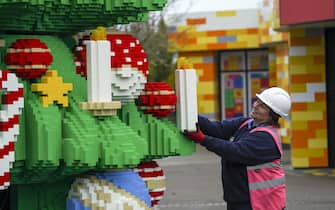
<box><xmin>256</xmin><ymin>87</ymin><xmax>291</xmax><ymax>118</ymax></box>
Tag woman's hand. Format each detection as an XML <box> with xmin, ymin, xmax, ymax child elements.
<box><xmin>183</xmin><ymin>125</ymin><xmax>205</xmax><ymax>143</ymax></box>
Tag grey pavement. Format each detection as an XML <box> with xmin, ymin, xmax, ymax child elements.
<box><xmin>155</xmin><ymin>145</ymin><xmax>335</xmax><ymax>210</ymax></box>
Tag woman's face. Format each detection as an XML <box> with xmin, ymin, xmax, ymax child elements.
<box><xmin>250</xmin><ymin>98</ymin><xmax>271</xmax><ymax>124</ymax></box>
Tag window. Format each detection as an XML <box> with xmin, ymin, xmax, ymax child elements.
<box><xmin>219</xmin><ymin>49</ymin><xmax>269</xmax><ymax>120</ymax></box>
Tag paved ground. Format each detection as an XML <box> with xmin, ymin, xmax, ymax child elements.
<box><xmin>154</xmin><ymin>145</ymin><xmax>335</xmax><ymax>210</ymax></box>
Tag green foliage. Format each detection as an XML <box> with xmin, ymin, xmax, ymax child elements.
<box><xmin>0</xmin><ymin>0</ymin><xmax>167</xmax><ymax>34</ymax></box>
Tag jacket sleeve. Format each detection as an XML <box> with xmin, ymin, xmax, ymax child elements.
<box><xmin>200</xmin><ymin>130</ymin><xmax>281</xmax><ymax>165</ymax></box>
<box><xmin>198</xmin><ymin>116</ymin><xmax>246</xmax><ymax>140</ymax></box>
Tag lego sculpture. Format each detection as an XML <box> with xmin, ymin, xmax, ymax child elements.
<box><xmin>0</xmin><ymin>1</ymin><xmax>195</xmax><ymax>210</ymax></box>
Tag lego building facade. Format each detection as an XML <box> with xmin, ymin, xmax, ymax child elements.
<box><xmin>168</xmin><ymin>0</ymin><xmax>335</xmax><ymax>169</ymax></box>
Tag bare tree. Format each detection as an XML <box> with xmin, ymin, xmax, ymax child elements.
<box><xmin>111</xmin><ymin>0</ymin><xmax>192</xmax><ymax>85</ymax></box>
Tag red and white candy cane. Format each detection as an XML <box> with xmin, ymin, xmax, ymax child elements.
<box><xmin>0</xmin><ymin>70</ymin><xmax>24</xmax><ymax>190</ymax></box>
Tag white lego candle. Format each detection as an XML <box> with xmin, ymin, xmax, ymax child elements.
<box><xmin>85</xmin><ymin>40</ymin><xmax>112</xmax><ymax>102</ymax></box>
<box><xmin>175</xmin><ymin>69</ymin><xmax>198</xmax><ymax>132</ymax></box>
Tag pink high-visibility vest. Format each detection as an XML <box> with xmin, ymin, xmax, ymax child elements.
<box><xmin>239</xmin><ymin>119</ymin><xmax>286</xmax><ymax>210</ymax></box>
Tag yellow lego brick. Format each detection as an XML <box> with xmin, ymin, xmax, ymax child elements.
<box><xmin>316</xmin><ymin>129</ymin><xmax>327</xmax><ymax>138</ymax></box>
<box><xmin>197</xmin><ymin>36</ymin><xmax>217</xmax><ymax>44</ymax></box>
<box><xmin>176</xmin><ymin>25</ymin><xmax>196</xmax><ymax>33</ymax></box>
<box><xmin>216</xmin><ymin>10</ymin><xmax>237</xmax><ymax>17</ymax></box>
<box><xmin>308</xmin><ymin>138</ymin><xmax>328</xmax><ymax>149</ymax></box>
<box><xmin>188</xmin><ymin>57</ymin><xmax>204</xmax><ymax>63</ymax></box>
<box><xmin>290</xmin><ymin>84</ymin><xmax>306</xmax><ymax>92</ymax></box>
<box><xmin>226</xmin><ymin>29</ymin><xmax>248</xmax><ymax>36</ymax></box>
<box><xmin>291</xmin><ymin>157</ymin><xmax>309</xmax><ymax>168</ymax></box>
<box><xmin>306</xmin><ymin>46</ymin><xmax>325</xmax><ymax>55</ymax></box>
<box><xmin>199</xmin><ymin>101</ymin><xmax>216</xmax><ymax>113</ymax></box>
<box><xmin>290</xmin><ymin>56</ymin><xmax>315</xmax><ymax>65</ymax></box>
<box><xmin>236</xmin><ymin>34</ymin><xmax>259</xmax><ymax>42</ymax></box>
<box><xmin>291</xmin><ymin>121</ymin><xmax>308</xmax><ymax>130</ymax></box>
<box><xmin>307</xmin><ymin>102</ymin><xmax>326</xmax><ymax>110</ymax></box>
<box><xmin>292</xmin><ymin>149</ymin><xmax>309</xmax><ymax>158</ymax></box>
<box><xmin>292</xmin><ymin>111</ymin><xmax>323</xmax><ymax>121</ymax></box>
<box><xmin>294</xmin><ymin>148</ymin><xmax>326</xmax><ymax>158</ymax></box>
<box><xmin>246</xmin><ymin>40</ymin><xmax>260</xmax><ymax>48</ymax></box>
<box><xmin>308</xmin><ymin>148</ymin><xmax>327</xmax><ymax>157</ymax></box>
<box><xmin>226</xmin><ymin>41</ymin><xmax>249</xmax><ymax>49</ymax></box>
<box><xmin>198</xmin><ymin>82</ymin><xmax>215</xmax><ymax>94</ymax></box>
<box><xmin>188</xmin><ymin>31</ymin><xmax>207</xmax><ymax>37</ymax></box>
<box><xmin>184</xmin><ymin>44</ymin><xmax>208</xmax><ymax>51</ymax></box>
<box><xmin>289</xmin><ymin>64</ymin><xmax>325</xmax><ymax>74</ymax></box>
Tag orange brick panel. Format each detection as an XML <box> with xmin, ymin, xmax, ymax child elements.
<box><xmin>193</xmin><ymin>63</ymin><xmax>215</xmax><ymax>81</ymax></box>
<box><xmin>291</xmin><ymin>103</ymin><xmax>307</xmax><ymax>110</ymax></box>
<box><xmin>291</xmin><ymin>74</ymin><xmax>322</xmax><ymax>83</ymax></box>
<box><xmin>308</xmin><ymin>120</ymin><xmax>326</xmax><ymax>129</ymax></box>
<box><xmin>291</xmin><ymin>131</ymin><xmax>310</xmax><ymax>148</ymax></box>
<box><xmin>207</xmin><ymin>43</ymin><xmax>228</xmax><ymax>50</ymax></box>
<box><xmin>187</xmin><ymin>37</ymin><xmax>197</xmax><ymax>45</ymax></box>
<box><xmin>290</xmin><ymin>37</ymin><xmax>322</xmax><ymax>46</ymax></box>
<box><xmin>309</xmin><ymin>155</ymin><xmax>328</xmax><ymax>167</ymax></box>
<box><xmin>315</xmin><ymin>92</ymin><xmax>326</xmax><ymax>101</ymax></box>
<box><xmin>314</xmin><ymin>55</ymin><xmax>325</xmax><ymax>64</ymax></box>
<box><xmin>207</xmin><ymin>30</ymin><xmax>227</xmax><ymax>36</ymax></box>
<box><xmin>247</xmin><ymin>28</ymin><xmax>259</xmax><ymax>34</ymax></box>
<box><xmin>187</xmin><ymin>18</ymin><xmax>207</xmax><ymax>25</ymax></box>
<box><xmin>175</xmin><ymin>33</ymin><xmax>189</xmax><ymax>45</ymax></box>
<box><xmin>203</xmin><ymin>94</ymin><xmax>215</xmax><ymax>100</ymax></box>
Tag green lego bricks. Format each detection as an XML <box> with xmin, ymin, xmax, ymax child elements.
<box><xmin>0</xmin><ymin>0</ymin><xmax>168</xmax><ymax>34</ymax></box>
<box><xmin>11</xmin><ymin>178</ymin><xmax>74</xmax><ymax>210</ymax></box>
<box><xmin>119</xmin><ymin>102</ymin><xmax>195</xmax><ymax>160</ymax></box>
<box><xmin>0</xmin><ymin>13</ymin><xmax>195</xmax><ymax>207</ymax></box>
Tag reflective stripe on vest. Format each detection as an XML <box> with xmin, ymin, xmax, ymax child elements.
<box><xmin>249</xmin><ymin>176</ymin><xmax>286</xmax><ymax>191</ymax></box>
<box><xmin>247</xmin><ymin>162</ymin><xmax>281</xmax><ymax>170</ymax></box>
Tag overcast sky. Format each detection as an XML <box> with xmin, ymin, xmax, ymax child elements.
<box><xmin>166</xmin><ymin>0</ymin><xmax>261</xmax><ymax>14</ymax></box>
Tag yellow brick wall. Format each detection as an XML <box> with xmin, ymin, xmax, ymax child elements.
<box><xmin>168</xmin><ymin>10</ymin><xmax>260</xmax><ymax>52</ymax></box>
<box><xmin>289</xmin><ymin>28</ymin><xmax>328</xmax><ymax>168</ymax></box>
<box><xmin>258</xmin><ymin>0</ymin><xmax>288</xmax><ymax>45</ymax></box>
<box><xmin>269</xmin><ymin>43</ymin><xmax>292</xmax><ymax>144</ymax></box>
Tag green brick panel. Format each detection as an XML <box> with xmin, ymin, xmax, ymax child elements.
<box><xmin>0</xmin><ymin>0</ymin><xmax>167</xmax><ymax>33</ymax></box>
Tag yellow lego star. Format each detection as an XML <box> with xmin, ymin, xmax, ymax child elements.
<box><xmin>31</xmin><ymin>70</ymin><xmax>73</xmax><ymax>107</ymax></box>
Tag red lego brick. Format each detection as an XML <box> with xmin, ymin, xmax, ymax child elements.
<box><xmin>5</xmin><ymin>39</ymin><xmax>53</xmax><ymax>79</ymax></box>
<box><xmin>136</xmin><ymin>82</ymin><xmax>177</xmax><ymax>117</ymax></box>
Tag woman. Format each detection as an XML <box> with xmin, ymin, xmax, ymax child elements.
<box><xmin>185</xmin><ymin>87</ymin><xmax>291</xmax><ymax>210</ymax></box>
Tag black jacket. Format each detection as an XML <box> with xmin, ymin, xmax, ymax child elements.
<box><xmin>198</xmin><ymin>116</ymin><xmax>281</xmax><ymax>203</ymax></box>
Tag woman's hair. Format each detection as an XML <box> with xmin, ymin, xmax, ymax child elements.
<box><xmin>268</xmin><ymin>109</ymin><xmax>280</xmax><ymax>127</ymax></box>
